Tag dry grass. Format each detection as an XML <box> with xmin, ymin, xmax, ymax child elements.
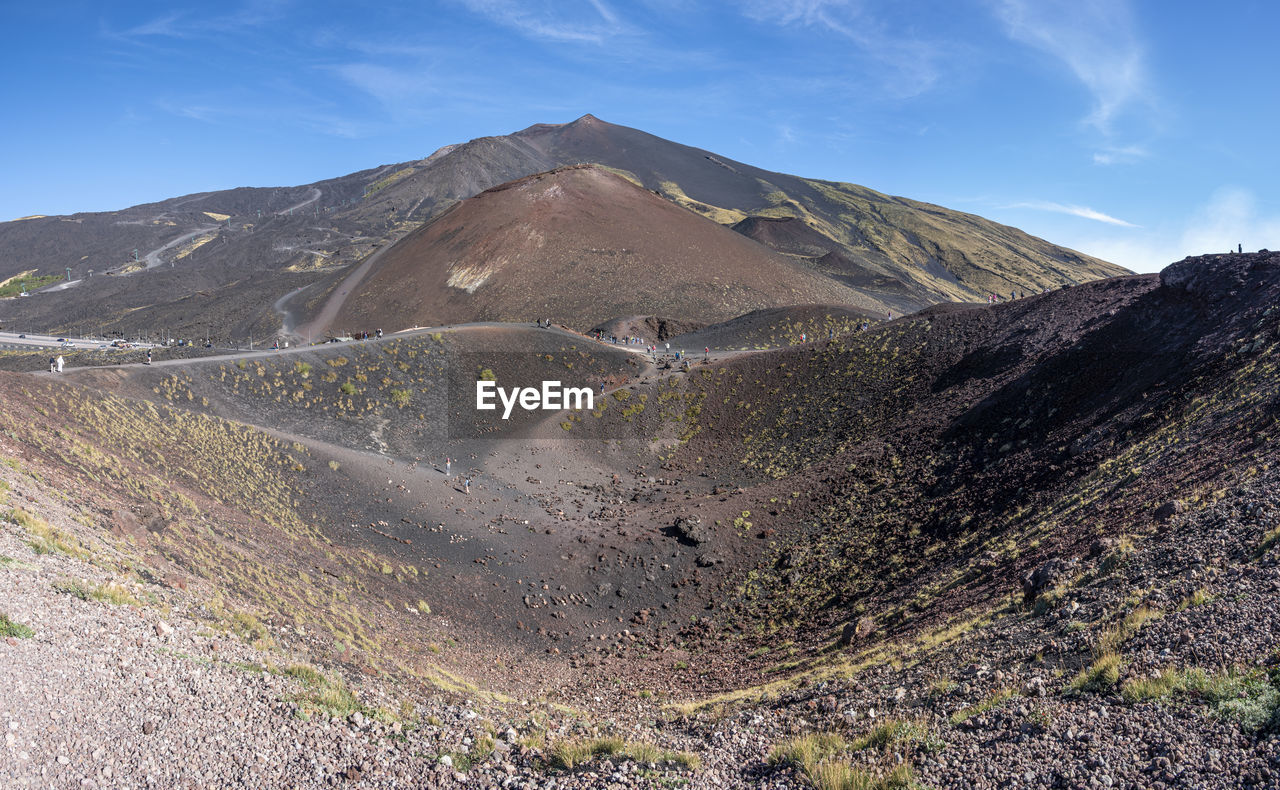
<box><xmin>768</xmin><ymin>731</ymin><xmax>920</xmax><ymax>789</ymax></box>
<box><xmin>768</xmin><ymin>732</ymin><xmax>848</xmax><ymax>770</ymax></box>
<box><xmin>949</xmin><ymin>687</ymin><xmax>1019</xmax><ymax>725</ymax></box>
<box><xmin>1097</xmin><ymin>604</ymin><xmax>1162</xmax><ymax>654</ymax></box>
<box><xmin>1069</xmin><ymin>652</ymin><xmax>1123</xmax><ymax>693</ymax></box>
<box><xmin>809</xmin><ymin>760</ymin><xmax>917</xmax><ymax>790</ymax></box>
<box><xmin>0</xmin><ymin>612</ymin><xmax>34</xmax><ymax>639</ymax></box>
<box><xmin>550</xmin><ymin>736</ymin><xmax>700</xmax><ymax>771</ymax></box>
<box><xmin>7</xmin><ymin>506</ymin><xmax>88</xmax><ymax>558</ymax></box>
<box><xmin>283</xmin><ymin>663</ymin><xmax>365</xmax><ymax>720</ymax></box>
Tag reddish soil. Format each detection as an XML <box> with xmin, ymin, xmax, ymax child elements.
<box><xmin>333</xmin><ymin>165</ymin><xmax>891</xmax><ymax>334</ymax></box>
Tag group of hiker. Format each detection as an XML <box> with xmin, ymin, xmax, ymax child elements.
<box><xmin>599</xmin><ymin>333</ymin><xmax>646</xmax><ymax>346</ymax></box>
<box><xmin>442</xmin><ymin>456</ymin><xmax>471</xmax><ymax>495</ymax></box>
<box><xmin>987</xmin><ymin>287</ymin><xmax>1055</xmax><ymax>304</ymax></box>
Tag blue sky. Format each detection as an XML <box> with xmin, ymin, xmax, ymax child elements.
<box><xmin>3</xmin><ymin>0</ymin><xmax>1277</xmax><ymax>273</ymax></box>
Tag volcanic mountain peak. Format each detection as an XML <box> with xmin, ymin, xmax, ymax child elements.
<box><xmin>332</xmin><ymin>164</ymin><xmax>890</xmax><ymax>333</ymax></box>
<box><xmin>0</xmin><ymin>113</ymin><xmax>1126</xmax><ymax>342</ymax></box>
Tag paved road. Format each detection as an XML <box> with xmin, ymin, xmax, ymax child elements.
<box><xmin>105</xmin><ymin>226</ymin><xmax>218</xmax><ymax>277</ymax></box>
<box><xmin>278</xmin><ymin>188</ymin><xmax>321</xmax><ymax>216</ymax></box>
<box><xmin>291</xmin><ymin>241</ymin><xmax>396</xmax><ymax>342</ymax></box>
<box><xmin>0</xmin><ymin>332</ymin><xmax>117</xmax><ymax>351</ymax></box>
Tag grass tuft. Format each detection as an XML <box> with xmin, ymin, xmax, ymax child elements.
<box><xmin>1069</xmin><ymin>652</ymin><xmax>1122</xmax><ymax>693</ymax></box>
<box><xmin>949</xmin><ymin>687</ymin><xmax>1019</xmax><ymax>725</ymax></box>
<box><xmin>550</xmin><ymin>736</ymin><xmax>700</xmax><ymax>772</ymax></box>
<box><xmin>7</xmin><ymin>507</ymin><xmax>87</xmax><ymax>558</ymax></box>
<box><xmin>284</xmin><ymin>663</ymin><xmax>363</xmax><ymax>719</ymax></box>
<box><xmin>53</xmin><ymin>579</ymin><xmax>141</xmax><ymax>607</ymax></box>
<box><xmin>0</xmin><ymin>612</ymin><xmax>34</xmax><ymax>638</ymax></box>
<box><xmin>1122</xmin><ymin>667</ymin><xmax>1280</xmax><ymax>731</ymax></box>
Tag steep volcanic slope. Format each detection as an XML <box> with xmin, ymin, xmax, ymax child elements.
<box><xmin>0</xmin><ymin>135</ymin><xmax>558</xmax><ymax>341</ymax></box>
<box><xmin>0</xmin><ymin>114</ymin><xmax>1124</xmax><ymax>341</ymax></box>
<box><xmin>333</xmin><ymin>165</ymin><xmax>892</xmax><ymax>332</ymax></box>
<box><xmin>4</xmin><ymin>254</ymin><xmax>1280</xmax><ymax>788</ymax></box>
<box><xmin>512</xmin><ymin>115</ymin><xmax>1127</xmax><ymax>302</ymax></box>
<box><xmin>594</xmin><ymin>253</ymin><xmax>1280</xmax><ymax>659</ymax></box>
<box><xmin>731</xmin><ymin>215</ymin><xmax>909</xmax><ymax>294</ymax></box>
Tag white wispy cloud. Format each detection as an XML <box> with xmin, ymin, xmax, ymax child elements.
<box><xmin>331</xmin><ymin>63</ymin><xmax>438</xmax><ymax>106</ymax></box>
<box><xmin>1177</xmin><ymin>187</ymin><xmax>1280</xmax><ymax>257</ymax></box>
<box><xmin>1066</xmin><ymin>187</ymin><xmax>1280</xmax><ymax>273</ymax></box>
<box><xmin>124</xmin><ymin>13</ymin><xmax>187</xmax><ymax>38</ymax></box>
<box><xmin>458</xmin><ymin>0</ymin><xmax>623</xmax><ymax>45</ymax></box>
<box><xmin>993</xmin><ymin>0</ymin><xmax>1148</xmax><ymax>133</ymax></box>
<box><xmin>1092</xmin><ymin>144</ymin><xmax>1150</xmax><ymax>166</ymax></box>
<box><xmin>113</xmin><ymin>1</ymin><xmax>291</xmax><ymax>41</ymax></box>
<box><xmin>1012</xmin><ymin>200</ymin><xmax>1140</xmax><ymax>228</ymax></box>
<box><xmin>743</xmin><ymin>0</ymin><xmax>945</xmax><ymax>98</ymax></box>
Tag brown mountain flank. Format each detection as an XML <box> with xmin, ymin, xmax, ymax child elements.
<box><xmin>334</xmin><ymin>165</ymin><xmax>892</xmax><ymax>333</ymax></box>
<box><xmin>0</xmin><ymin>114</ymin><xmax>1127</xmax><ymax>342</ymax></box>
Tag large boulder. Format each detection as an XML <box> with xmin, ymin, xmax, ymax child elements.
<box><xmin>838</xmin><ymin>616</ymin><xmax>876</xmax><ymax>647</ymax></box>
<box><xmin>1153</xmin><ymin>500</ymin><xmax>1186</xmax><ymax>524</ymax></box>
<box><xmin>672</xmin><ymin>515</ymin><xmax>711</xmax><ymax>545</ymax></box>
<box><xmin>1022</xmin><ymin>557</ymin><xmax>1077</xmax><ymax>601</ymax></box>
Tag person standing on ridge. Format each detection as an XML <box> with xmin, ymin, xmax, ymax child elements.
<box><xmin>445</xmin><ymin>457</ymin><xmax>451</xmax><ymax>476</ymax></box>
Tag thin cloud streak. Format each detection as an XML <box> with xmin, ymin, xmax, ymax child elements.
<box><xmin>743</xmin><ymin>0</ymin><xmax>945</xmax><ymax>98</ymax></box>
<box><xmin>1093</xmin><ymin>144</ymin><xmax>1149</xmax><ymax>166</ymax></box>
<box><xmin>993</xmin><ymin>0</ymin><xmax>1148</xmax><ymax>133</ymax></box>
<box><xmin>457</xmin><ymin>0</ymin><xmax>622</xmax><ymax>45</ymax></box>
<box><xmin>111</xmin><ymin>1</ymin><xmax>291</xmax><ymax>42</ymax></box>
<box><xmin>1078</xmin><ymin>188</ymin><xmax>1280</xmax><ymax>273</ymax></box>
<box><xmin>1013</xmin><ymin>201</ymin><xmax>1140</xmax><ymax>228</ymax></box>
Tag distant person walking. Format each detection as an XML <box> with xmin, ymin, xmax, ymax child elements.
<box><xmin>146</xmin><ymin>349</ymin><xmax>152</xmax><ymax>366</ymax></box>
<box><xmin>48</xmin><ymin>357</ymin><xmax>55</xmax><ymax>374</ymax></box>
<box><xmin>463</xmin><ymin>477</ymin><xmax>471</xmax><ymax>495</ymax></box>
<box><xmin>55</xmin><ymin>355</ymin><xmax>64</xmax><ymax>373</ymax></box>
<box><xmin>445</xmin><ymin>457</ymin><xmax>451</xmax><ymax>475</ymax></box>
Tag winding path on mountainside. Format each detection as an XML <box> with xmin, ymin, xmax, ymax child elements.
<box><xmin>107</xmin><ymin>226</ymin><xmax>219</xmax><ymax>276</ymax></box>
<box><xmin>277</xmin><ymin>187</ymin><xmax>321</xmax><ymax>215</ymax></box>
<box><xmin>288</xmin><ymin>241</ymin><xmax>396</xmax><ymax>342</ymax></box>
